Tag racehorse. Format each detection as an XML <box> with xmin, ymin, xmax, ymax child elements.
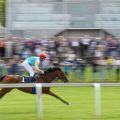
<box><xmin>0</xmin><ymin>67</ymin><xmax>69</xmax><ymax>105</ymax></box>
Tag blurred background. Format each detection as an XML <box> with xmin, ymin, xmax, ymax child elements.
<box><xmin>0</xmin><ymin>0</ymin><xmax>120</xmax><ymax>82</ymax></box>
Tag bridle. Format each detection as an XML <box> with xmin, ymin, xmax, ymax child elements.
<box><xmin>55</xmin><ymin>69</ymin><xmax>62</xmax><ymax>79</ymax></box>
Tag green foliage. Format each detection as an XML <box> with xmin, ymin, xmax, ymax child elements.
<box><xmin>0</xmin><ymin>0</ymin><xmax>5</xmax><ymax>26</ymax></box>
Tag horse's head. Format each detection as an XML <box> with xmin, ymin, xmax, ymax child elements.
<box><xmin>53</xmin><ymin>67</ymin><xmax>69</xmax><ymax>83</ymax></box>
<box><xmin>35</xmin><ymin>67</ymin><xmax>69</xmax><ymax>83</ymax></box>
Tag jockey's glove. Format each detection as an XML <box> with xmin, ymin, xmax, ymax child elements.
<box><xmin>40</xmin><ymin>70</ymin><xmax>44</xmax><ymax>74</ymax></box>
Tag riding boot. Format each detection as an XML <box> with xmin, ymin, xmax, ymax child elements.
<box><xmin>33</xmin><ymin>74</ymin><xmax>36</xmax><ymax>82</ymax></box>
<box><xmin>30</xmin><ymin>75</ymin><xmax>36</xmax><ymax>83</ymax></box>
<box><xmin>29</xmin><ymin>76</ymin><xmax>34</xmax><ymax>83</ymax></box>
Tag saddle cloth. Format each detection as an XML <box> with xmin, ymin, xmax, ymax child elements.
<box><xmin>23</xmin><ymin>76</ymin><xmax>36</xmax><ymax>83</ymax></box>
<box><xmin>22</xmin><ymin>76</ymin><xmax>36</xmax><ymax>94</ymax></box>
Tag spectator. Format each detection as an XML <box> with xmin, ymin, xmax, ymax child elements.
<box><xmin>94</xmin><ymin>42</ymin><xmax>104</xmax><ymax>59</ymax></box>
<box><xmin>34</xmin><ymin>45</ymin><xmax>42</xmax><ymax>56</ymax></box>
<box><xmin>0</xmin><ymin>59</ymin><xmax>5</xmax><ymax>76</ymax></box>
<box><xmin>91</xmin><ymin>57</ymin><xmax>99</xmax><ymax>81</ymax></box>
<box><xmin>77</xmin><ymin>59</ymin><xmax>87</xmax><ymax>81</ymax></box>
<box><xmin>80</xmin><ymin>35</ymin><xmax>91</xmax><ymax>58</ymax></box>
<box><xmin>60</xmin><ymin>60</ymin><xmax>72</xmax><ymax>76</ymax></box>
<box><xmin>21</xmin><ymin>48</ymin><xmax>32</xmax><ymax>60</ymax></box>
<box><xmin>5</xmin><ymin>38</ymin><xmax>14</xmax><ymax>57</ymax></box>
<box><xmin>106</xmin><ymin>35</ymin><xmax>118</xmax><ymax>57</ymax></box>
<box><xmin>88</xmin><ymin>38</ymin><xmax>97</xmax><ymax>57</ymax></box>
<box><xmin>97</xmin><ymin>57</ymin><xmax>107</xmax><ymax>81</ymax></box>
<box><xmin>113</xmin><ymin>56</ymin><xmax>120</xmax><ymax>81</ymax></box>
<box><xmin>7</xmin><ymin>59</ymin><xmax>20</xmax><ymax>75</ymax></box>
<box><xmin>69</xmin><ymin>37</ymin><xmax>80</xmax><ymax>56</ymax></box>
<box><xmin>106</xmin><ymin>56</ymin><xmax>114</xmax><ymax>80</ymax></box>
<box><xmin>0</xmin><ymin>39</ymin><xmax>5</xmax><ymax>57</ymax></box>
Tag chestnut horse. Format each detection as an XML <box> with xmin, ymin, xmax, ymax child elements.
<box><xmin>0</xmin><ymin>67</ymin><xmax>69</xmax><ymax>105</ymax></box>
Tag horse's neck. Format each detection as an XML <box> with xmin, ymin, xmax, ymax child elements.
<box><xmin>45</xmin><ymin>71</ymin><xmax>56</xmax><ymax>83</ymax></box>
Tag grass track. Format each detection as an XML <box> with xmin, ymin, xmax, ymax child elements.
<box><xmin>0</xmin><ymin>87</ymin><xmax>120</xmax><ymax>120</ymax></box>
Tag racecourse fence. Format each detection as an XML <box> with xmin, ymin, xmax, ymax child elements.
<box><xmin>1</xmin><ymin>83</ymin><xmax>120</xmax><ymax>117</ymax></box>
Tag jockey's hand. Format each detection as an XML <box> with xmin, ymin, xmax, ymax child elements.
<box><xmin>40</xmin><ymin>70</ymin><xmax>44</xmax><ymax>74</ymax></box>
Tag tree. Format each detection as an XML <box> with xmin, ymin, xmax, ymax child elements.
<box><xmin>0</xmin><ymin>0</ymin><xmax>5</xmax><ymax>26</ymax></box>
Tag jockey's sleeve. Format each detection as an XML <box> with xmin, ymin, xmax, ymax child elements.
<box><xmin>35</xmin><ymin>60</ymin><xmax>40</xmax><ymax>70</ymax></box>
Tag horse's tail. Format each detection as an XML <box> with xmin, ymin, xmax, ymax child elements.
<box><xmin>0</xmin><ymin>75</ymin><xmax>6</xmax><ymax>82</ymax></box>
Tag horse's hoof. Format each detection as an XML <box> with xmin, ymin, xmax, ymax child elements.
<box><xmin>65</xmin><ymin>102</ymin><xmax>70</xmax><ymax>105</ymax></box>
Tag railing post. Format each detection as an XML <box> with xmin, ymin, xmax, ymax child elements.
<box><xmin>94</xmin><ymin>83</ymin><xmax>101</xmax><ymax>117</ymax></box>
<box><xmin>36</xmin><ymin>83</ymin><xmax>42</xmax><ymax>117</ymax></box>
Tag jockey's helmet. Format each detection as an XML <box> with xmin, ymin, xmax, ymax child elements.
<box><xmin>39</xmin><ymin>53</ymin><xmax>47</xmax><ymax>59</ymax></box>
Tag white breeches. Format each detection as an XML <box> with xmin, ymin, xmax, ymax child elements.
<box><xmin>22</xmin><ymin>60</ymin><xmax>34</xmax><ymax>76</ymax></box>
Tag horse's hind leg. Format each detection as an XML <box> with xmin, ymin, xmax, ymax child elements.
<box><xmin>46</xmin><ymin>91</ymin><xmax>69</xmax><ymax>105</ymax></box>
<box><xmin>0</xmin><ymin>88</ymin><xmax>13</xmax><ymax>99</ymax></box>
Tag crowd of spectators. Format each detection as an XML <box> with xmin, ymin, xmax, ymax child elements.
<box><xmin>0</xmin><ymin>34</ymin><xmax>120</xmax><ymax>82</ymax></box>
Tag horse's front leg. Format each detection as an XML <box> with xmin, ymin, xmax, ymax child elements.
<box><xmin>0</xmin><ymin>88</ymin><xmax>13</xmax><ymax>99</ymax></box>
<box><xmin>46</xmin><ymin>91</ymin><xmax>69</xmax><ymax>105</ymax></box>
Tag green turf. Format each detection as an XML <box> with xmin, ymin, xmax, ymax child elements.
<box><xmin>0</xmin><ymin>87</ymin><xmax>120</xmax><ymax>120</ymax></box>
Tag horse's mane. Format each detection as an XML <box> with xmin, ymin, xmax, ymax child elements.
<box><xmin>44</xmin><ymin>67</ymin><xmax>61</xmax><ymax>74</ymax></box>
<box><xmin>0</xmin><ymin>75</ymin><xmax>6</xmax><ymax>81</ymax></box>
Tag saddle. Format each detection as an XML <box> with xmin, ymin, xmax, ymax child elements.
<box><xmin>23</xmin><ymin>75</ymin><xmax>36</xmax><ymax>83</ymax></box>
<box><xmin>23</xmin><ymin>74</ymin><xmax>41</xmax><ymax>94</ymax></box>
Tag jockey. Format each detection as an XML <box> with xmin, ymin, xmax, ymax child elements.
<box><xmin>22</xmin><ymin>53</ymin><xmax>47</xmax><ymax>81</ymax></box>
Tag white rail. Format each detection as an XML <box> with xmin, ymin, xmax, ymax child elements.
<box><xmin>1</xmin><ymin>83</ymin><xmax>120</xmax><ymax>88</ymax></box>
<box><xmin>0</xmin><ymin>83</ymin><xmax>120</xmax><ymax>117</ymax></box>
